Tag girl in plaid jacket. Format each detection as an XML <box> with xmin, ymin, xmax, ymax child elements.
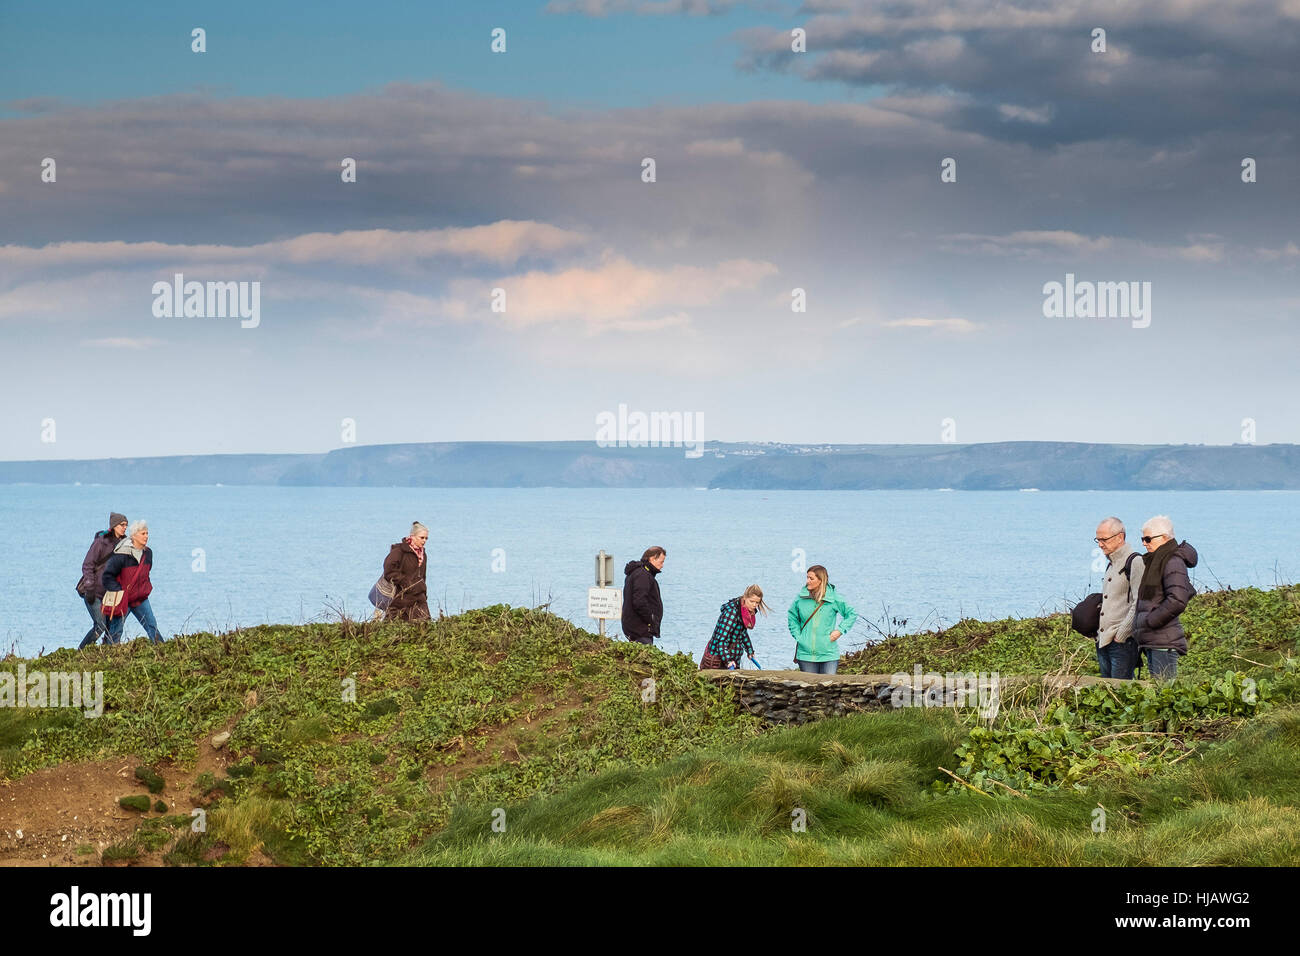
<box><xmin>700</xmin><ymin>585</ymin><xmax>769</xmax><ymax>669</ymax></box>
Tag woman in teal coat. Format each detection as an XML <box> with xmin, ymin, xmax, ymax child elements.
<box><xmin>787</xmin><ymin>565</ymin><xmax>858</xmax><ymax>674</ymax></box>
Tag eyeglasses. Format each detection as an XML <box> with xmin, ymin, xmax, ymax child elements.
<box><xmin>1093</xmin><ymin>532</ymin><xmax>1123</xmax><ymax>544</ymax></box>
<box><xmin>1141</xmin><ymin>534</ymin><xmax>1166</xmax><ymax>543</ymax></box>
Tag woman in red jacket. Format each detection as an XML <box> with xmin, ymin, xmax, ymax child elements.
<box><xmin>102</xmin><ymin>520</ymin><xmax>164</xmax><ymax>644</ymax></box>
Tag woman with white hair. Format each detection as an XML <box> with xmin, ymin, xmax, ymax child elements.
<box><xmin>101</xmin><ymin>519</ymin><xmax>164</xmax><ymax>644</ymax></box>
<box><xmin>382</xmin><ymin>521</ymin><xmax>431</xmax><ymax>622</ymax></box>
<box><xmin>1132</xmin><ymin>515</ymin><xmax>1198</xmax><ymax>679</ymax></box>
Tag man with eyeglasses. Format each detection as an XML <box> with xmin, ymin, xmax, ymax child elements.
<box><xmin>1093</xmin><ymin>517</ymin><xmax>1143</xmax><ymax>679</ymax></box>
<box><xmin>1132</xmin><ymin>515</ymin><xmax>1199</xmax><ymax>680</ymax></box>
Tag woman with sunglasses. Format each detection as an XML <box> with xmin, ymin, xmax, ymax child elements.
<box><xmin>1132</xmin><ymin>515</ymin><xmax>1199</xmax><ymax>680</ymax></box>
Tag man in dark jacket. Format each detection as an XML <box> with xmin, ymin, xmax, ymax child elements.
<box><xmin>77</xmin><ymin>512</ymin><xmax>127</xmax><ymax>648</ymax></box>
<box><xmin>621</xmin><ymin>547</ymin><xmax>666</xmax><ymax>645</ymax></box>
<box><xmin>1133</xmin><ymin>515</ymin><xmax>1198</xmax><ymax>680</ymax></box>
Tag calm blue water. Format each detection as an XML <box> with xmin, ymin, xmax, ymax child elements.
<box><xmin>4</xmin><ymin>486</ymin><xmax>1296</xmax><ymax>663</ymax></box>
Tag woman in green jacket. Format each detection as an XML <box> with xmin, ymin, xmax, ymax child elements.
<box><xmin>787</xmin><ymin>565</ymin><xmax>858</xmax><ymax>674</ymax></box>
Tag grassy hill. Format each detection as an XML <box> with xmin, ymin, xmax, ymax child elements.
<box><xmin>410</xmin><ymin>586</ymin><xmax>1300</xmax><ymax>865</ymax></box>
<box><xmin>411</xmin><ymin>706</ymin><xmax>1300</xmax><ymax>865</ymax></box>
<box><xmin>0</xmin><ymin>607</ymin><xmax>760</xmax><ymax>865</ymax></box>
<box><xmin>3</xmin><ymin>586</ymin><xmax>1298</xmax><ymax>866</ymax></box>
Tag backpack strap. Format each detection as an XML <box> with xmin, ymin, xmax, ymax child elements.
<box><xmin>1121</xmin><ymin>551</ymin><xmax>1140</xmax><ymax>578</ymax></box>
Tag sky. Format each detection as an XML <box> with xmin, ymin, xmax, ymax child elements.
<box><xmin>1</xmin><ymin>0</ymin><xmax>1297</xmax><ymax>460</ymax></box>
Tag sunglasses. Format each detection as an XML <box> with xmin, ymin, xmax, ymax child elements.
<box><xmin>1141</xmin><ymin>535</ymin><xmax>1166</xmax><ymax>543</ymax></box>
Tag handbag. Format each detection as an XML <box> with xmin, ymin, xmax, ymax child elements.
<box><xmin>699</xmin><ymin>651</ymin><xmax>726</xmax><ymax>670</ymax></box>
<box><xmin>102</xmin><ymin>589</ymin><xmax>127</xmax><ymax>618</ymax></box>
<box><xmin>1071</xmin><ymin>593</ymin><xmax>1102</xmax><ymax>638</ymax></box>
<box><xmin>369</xmin><ymin>576</ymin><xmax>397</xmax><ymax>610</ymax></box>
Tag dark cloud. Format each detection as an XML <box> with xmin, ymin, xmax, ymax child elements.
<box><xmin>733</xmin><ymin>0</ymin><xmax>1300</xmax><ymax>147</ymax></box>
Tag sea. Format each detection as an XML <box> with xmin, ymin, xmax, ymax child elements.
<box><xmin>4</xmin><ymin>486</ymin><xmax>1296</xmax><ymax>663</ymax></box>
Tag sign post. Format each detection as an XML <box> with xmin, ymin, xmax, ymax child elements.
<box><xmin>589</xmin><ymin>550</ymin><xmax>621</xmax><ymax>638</ymax></box>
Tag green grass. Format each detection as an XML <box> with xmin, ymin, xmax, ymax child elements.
<box><xmin>409</xmin><ymin>702</ymin><xmax>1300</xmax><ymax>866</ymax></box>
<box><xmin>405</xmin><ymin>587</ymin><xmax>1300</xmax><ymax>865</ymax></box>
<box><xmin>5</xmin><ymin>587</ymin><xmax>1298</xmax><ymax>866</ymax></box>
<box><xmin>1</xmin><ymin>605</ymin><xmax>760</xmax><ymax>865</ymax></box>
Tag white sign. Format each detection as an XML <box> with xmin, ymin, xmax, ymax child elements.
<box><xmin>588</xmin><ymin>587</ymin><xmax>623</xmax><ymax>620</ymax></box>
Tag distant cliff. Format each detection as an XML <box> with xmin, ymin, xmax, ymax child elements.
<box><xmin>2</xmin><ymin>441</ymin><xmax>1297</xmax><ymax>490</ymax></box>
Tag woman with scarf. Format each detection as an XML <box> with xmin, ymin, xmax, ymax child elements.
<box><xmin>1132</xmin><ymin>515</ymin><xmax>1198</xmax><ymax>680</ymax></box>
<box><xmin>101</xmin><ymin>519</ymin><xmax>164</xmax><ymax>644</ymax></box>
<box><xmin>700</xmin><ymin>585</ymin><xmax>768</xmax><ymax>669</ymax></box>
<box><xmin>382</xmin><ymin>521</ymin><xmax>431</xmax><ymax>622</ymax></box>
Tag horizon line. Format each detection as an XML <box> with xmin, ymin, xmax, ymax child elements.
<box><xmin>0</xmin><ymin>438</ymin><xmax>1287</xmax><ymax>466</ymax></box>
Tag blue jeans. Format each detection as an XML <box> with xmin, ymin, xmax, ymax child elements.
<box><xmin>106</xmin><ymin>598</ymin><xmax>163</xmax><ymax>644</ymax></box>
<box><xmin>79</xmin><ymin>596</ymin><xmax>110</xmax><ymax>649</ymax></box>
<box><xmin>1097</xmin><ymin>640</ymin><xmax>1137</xmax><ymax>680</ymax></box>
<box><xmin>796</xmin><ymin>659</ymin><xmax>838</xmax><ymax>675</ymax></box>
<box><xmin>1144</xmin><ymin>647</ymin><xmax>1178</xmax><ymax>680</ymax></box>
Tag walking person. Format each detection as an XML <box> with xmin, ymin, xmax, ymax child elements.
<box><xmin>1133</xmin><ymin>516</ymin><xmax>1198</xmax><ymax>680</ymax></box>
<box><xmin>787</xmin><ymin>565</ymin><xmax>857</xmax><ymax>674</ymax></box>
<box><xmin>1093</xmin><ymin>516</ymin><xmax>1143</xmax><ymax>680</ymax></box>
<box><xmin>621</xmin><ymin>547</ymin><xmax>666</xmax><ymax>646</ymax></box>
<box><xmin>77</xmin><ymin>512</ymin><xmax>128</xmax><ymax>649</ymax></box>
<box><xmin>700</xmin><ymin>585</ymin><xmax>768</xmax><ymax>670</ymax></box>
<box><xmin>102</xmin><ymin>519</ymin><xmax>164</xmax><ymax>644</ymax></box>
<box><xmin>382</xmin><ymin>521</ymin><xmax>431</xmax><ymax>622</ymax></box>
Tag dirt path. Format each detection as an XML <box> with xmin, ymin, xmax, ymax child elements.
<box><xmin>0</xmin><ymin>713</ymin><xmax>241</xmax><ymax>867</ymax></box>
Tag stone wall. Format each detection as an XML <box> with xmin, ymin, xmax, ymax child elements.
<box><xmin>703</xmin><ymin>669</ymin><xmax>1127</xmax><ymax>724</ymax></box>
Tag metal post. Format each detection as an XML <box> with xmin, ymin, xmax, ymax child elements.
<box><xmin>596</xmin><ymin>550</ymin><xmax>610</xmax><ymax>637</ymax></box>
<box><xmin>596</xmin><ymin>550</ymin><xmax>612</xmax><ymax>586</ymax></box>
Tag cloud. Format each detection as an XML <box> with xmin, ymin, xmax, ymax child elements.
<box><xmin>5</xmin><ymin>251</ymin><xmax>778</xmax><ymax>339</ymax></box>
<box><xmin>0</xmin><ymin>84</ymin><xmax>826</xmax><ymax>269</ymax></box>
<box><xmin>0</xmin><ymin>56</ymin><xmax>1286</xmax><ymax>356</ymax></box>
<box><xmin>0</xmin><ymin>222</ymin><xmax>590</xmax><ymax>277</ymax></box>
<box><xmin>997</xmin><ymin>103</ymin><xmax>1053</xmax><ymax>124</ymax></box>
<box><xmin>881</xmin><ymin>317</ymin><xmax>981</xmax><ymax>333</ymax></box>
<box><xmin>0</xmin><ymin>270</ymin><xmax>150</xmax><ymax>320</ymax></box>
<box><xmin>733</xmin><ymin>0</ymin><xmax>1300</xmax><ymax>147</ymax></box>
<box><xmin>80</xmin><ymin>337</ymin><xmax>163</xmax><ymax>349</ymax></box>
<box><xmin>938</xmin><ymin>231</ymin><xmax>1225</xmax><ymax>262</ymax></box>
<box><xmin>436</xmin><ymin>256</ymin><xmax>778</xmax><ymax>330</ymax></box>
<box><xmin>1258</xmin><ymin>241</ymin><xmax>1300</xmax><ymax>261</ymax></box>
